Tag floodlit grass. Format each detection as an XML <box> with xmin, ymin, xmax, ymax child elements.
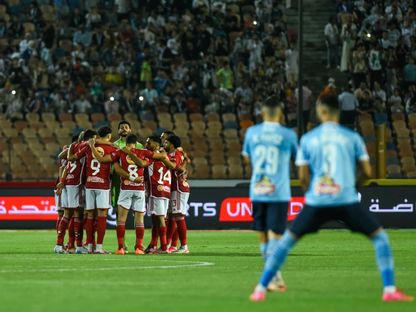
<box><xmin>0</xmin><ymin>230</ymin><xmax>414</xmax><ymax>312</ymax></box>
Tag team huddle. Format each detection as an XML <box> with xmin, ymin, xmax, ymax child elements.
<box><xmin>53</xmin><ymin>121</ymin><xmax>190</xmax><ymax>255</ymax></box>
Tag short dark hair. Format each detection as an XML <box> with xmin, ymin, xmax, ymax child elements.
<box><xmin>318</xmin><ymin>91</ymin><xmax>339</xmax><ymax>112</ymax></box>
<box><xmin>97</xmin><ymin>126</ymin><xmax>112</xmax><ymax>138</ymax></box>
<box><xmin>83</xmin><ymin>129</ymin><xmax>97</xmax><ymax>141</ymax></box>
<box><xmin>166</xmin><ymin>135</ymin><xmax>181</xmax><ymax>148</ymax></box>
<box><xmin>71</xmin><ymin>133</ymin><xmax>79</xmax><ymax>143</ymax></box>
<box><xmin>263</xmin><ymin>95</ymin><xmax>283</xmax><ymax>109</ymax></box>
<box><xmin>118</xmin><ymin>120</ymin><xmax>131</xmax><ymax>129</ymax></box>
<box><xmin>126</xmin><ymin>134</ymin><xmax>138</xmax><ymax>145</ymax></box>
<box><xmin>148</xmin><ymin>135</ymin><xmax>161</xmax><ymax>145</ymax></box>
<box><xmin>162</xmin><ymin>130</ymin><xmax>175</xmax><ymax>136</ymax></box>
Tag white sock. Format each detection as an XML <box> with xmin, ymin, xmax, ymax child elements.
<box><xmin>255</xmin><ymin>284</ymin><xmax>267</xmax><ymax>293</ymax></box>
<box><xmin>87</xmin><ymin>243</ymin><xmax>93</xmax><ymax>251</ymax></box>
<box><xmin>384</xmin><ymin>286</ymin><xmax>396</xmax><ymax>293</ymax></box>
<box><xmin>96</xmin><ymin>244</ymin><xmax>103</xmax><ymax>251</ymax></box>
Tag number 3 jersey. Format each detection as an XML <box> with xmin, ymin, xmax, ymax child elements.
<box><xmin>110</xmin><ymin>148</ymin><xmax>154</xmax><ymax>191</ymax></box>
<box><xmin>168</xmin><ymin>150</ymin><xmax>190</xmax><ymax>193</ymax></box>
<box><xmin>75</xmin><ymin>144</ymin><xmax>117</xmax><ymax>190</ymax></box>
<box><xmin>295</xmin><ymin>122</ymin><xmax>369</xmax><ymax>207</ymax></box>
<box><xmin>242</xmin><ymin>122</ymin><xmax>298</xmax><ymax>203</ymax></box>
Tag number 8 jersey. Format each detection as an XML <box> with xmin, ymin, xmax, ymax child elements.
<box><xmin>242</xmin><ymin>122</ymin><xmax>298</xmax><ymax>203</ymax></box>
<box><xmin>111</xmin><ymin>148</ymin><xmax>154</xmax><ymax>191</ymax></box>
<box><xmin>76</xmin><ymin>144</ymin><xmax>117</xmax><ymax>190</ymax></box>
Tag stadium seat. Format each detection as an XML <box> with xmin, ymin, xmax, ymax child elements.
<box><xmin>142</xmin><ymin>120</ymin><xmax>157</xmax><ymax>132</ymax></box>
<box><xmin>26</xmin><ymin>112</ymin><xmax>40</xmax><ymax>124</ymax></box>
<box><xmin>191</xmin><ymin>120</ymin><xmax>206</xmax><ymax>131</ymax></box>
<box><xmin>207</xmin><ymin>112</ymin><xmax>220</xmax><ymax>122</ymax></box>
<box><xmin>2</xmin><ymin>128</ymin><xmax>19</xmax><ymax>138</ymax></box>
<box><xmin>140</xmin><ymin>111</ymin><xmax>155</xmax><ymax>122</ymax></box>
<box><xmin>228</xmin><ymin>165</ymin><xmax>244</xmax><ymax>179</ymax></box>
<box><xmin>174</xmin><ymin>113</ymin><xmax>188</xmax><ymax>124</ymax></box>
<box><xmin>137</xmin><ymin>128</ymin><xmax>153</xmax><ymax>140</ymax></box>
<box><xmin>59</xmin><ymin>112</ymin><xmax>73</xmax><ymax>122</ymax></box>
<box><xmin>159</xmin><ymin>119</ymin><xmax>174</xmax><ymax>130</ymax></box>
<box><xmin>22</xmin><ymin>128</ymin><xmax>38</xmax><ymax>140</ymax></box>
<box><xmin>391</xmin><ymin>112</ymin><xmax>405</xmax><ymax>121</ymax></box>
<box><xmin>211</xmin><ymin>165</ymin><xmax>227</xmax><ymax>179</ymax></box>
<box><xmin>222</xmin><ymin>113</ymin><xmax>237</xmax><ymax>123</ymax></box>
<box><xmin>107</xmin><ymin>112</ymin><xmax>122</xmax><ymax>122</ymax></box>
<box><xmin>124</xmin><ymin>112</ymin><xmax>138</xmax><ymax>122</ymax></box>
<box><xmin>223</xmin><ymin>129</ymin><xmax>239</xmax><ymax>139</ymax></box>
<box><xmin>189</xmin><ymin>113</ymin><xmax>204</xmax><ymax>122</ymax></box>
<box><xmin>191</xmin><ymin>166</ymin><xmax>210</xmax><ymax>179</ymax></box>
<box><xmin>193</xmin><ymin>157</ymin><xmax>209</xmax><ymax>167</ymax></box>
<box><xmin>387</xmin><ymin>164</ymin><xmax>402</xmax><ymax>178</ymax></box>
<box><xmin>91</xmin><ymin>113</ymin><xmax>105</xmax><ymax>124</ymax></box>
<box><xmin>240</xmin><ymin>119</ymin><xmax>254</xmax><ymax>130</ymax></box>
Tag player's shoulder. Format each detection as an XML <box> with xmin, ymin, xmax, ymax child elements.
<box><xmin>337</xmin><ymin>124</ymin><xmax>362</xmax><ymax>141</ymax></box>
<box><xmin>279</xmin><ymin>125</ymin><xmax>297</xmax><ymax>139</ymax></box>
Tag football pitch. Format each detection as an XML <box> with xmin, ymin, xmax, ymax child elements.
<box><xmin>0</xmin><ymin>230</ymin><xmax>414</xmax><ymax>312</ymax></box>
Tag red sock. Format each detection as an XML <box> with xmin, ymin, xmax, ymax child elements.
<box><xmin>73</xmin><ymin>217</ymin><xmax>83</xmax><ymax>247</ymax></box>
<box><xmin>135</xmin><ymin>224</ymin><xmax>145</xmax><ymax>250</ymax></box>
<box><xmin>176</xmin><ymin>217</ymin><xmax>188</xmax><ymax>246</ymax></box>
<box><xmin>56</xmin><ymin>217</ymin><xmax>69</xmax><ymax>245</ymax></box>
<box><xmin>159</xmin><ymin>226</ymin><xmax>167</xmax><ymax>251</ymax></box>
<box><xmin>150</xmin><ymin>215</ymin><xmax>159</xmax><ymax>247</ymax></box>
<box><xmin>67</xmin><ymin>217</ymin><xmax>75</xmax><ymax>249</ymax></box>
<box><xmin>116</xmin><ymin>222</ymin><xmax>125</xmax><ymax>250</ymax></box>
<box><xmin>85</xmin><ymin>217</ymin><xmax>94</xmax><ymax>245</ymax></box>
<box><xmin>56</xmin><ymin>215</ymin><xmax>63</xmax><ymax>233</ymax></box>
<box><xmin>166</xmin><ymin>218</ymin><xmax>177</xmax><ymax>246</ymax></box>
<box><xmin>97</xmin><ymin>216</ymin><xmax>107</xmax><ymax>245</ymax></box>
<box><xmin>172</xmin><ymin>228</ymin><xmax>179</xmax><ymax>248</ymax></box>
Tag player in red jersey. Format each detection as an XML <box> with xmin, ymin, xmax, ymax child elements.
<box><xmin>141</xmin><ymin>135</ymin><xmax>177</xmax><ymax>253</ymax></box>
<box><xmin>90</xmin><ymin>133</ymin><xmax>162</xmax><ymax>255</ymax></box>
<box><xmin>163</xmin><ymin>135</ymin><xmax>190</xmax><ymax>254</ymax></box>
<box><xmin>54</xmin><ymin>130</ymin><xmax>95</xmax><ymax>254</ymax></box>
<box><xmin>67</xmin><ymin>126</ymin><xmax>118</xmax><ymax>254</ymax></box>
<box><xmin>54</xmin><ymin>146</ymin><xmax>69</xmax><ymax>235</ymax></box>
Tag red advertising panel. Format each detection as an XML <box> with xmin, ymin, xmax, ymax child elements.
<box><xmin>0</xmin><ymin>196</ymin><xmax>57</xmax><ymax>220</ymax></box>
<box><xmin>219</xmin><ymin>197</ymin><xmax>305</xmax><ymax>222</ymax></box>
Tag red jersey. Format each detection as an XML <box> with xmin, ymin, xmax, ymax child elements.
<box><xmin>65</xmin><ymin>142</ymin><xmax>86</xmax><ymax>186</ymax></box>
<box><xmin>75</xmin><ymin>143</ymin><xmax>117</xmax><ymax>190</ymax></box>
<box><xmin>55</xmin><ymin>157</ymin><xmax>67</xmax><ymax>188</ymax></box>
<box><xmin>147</xmin><ymin>151</ymin><xmax>172</xmax><ymax>199</ymax></box>
<box><xmin>111</xmin><ymin>148</ymin><xmax>154</xmax><ymax>191</ymax></box>
<box><xmin>169</xmin><ymin>150</ymin><xmax>190</xmax><ymax>193</ymax></box>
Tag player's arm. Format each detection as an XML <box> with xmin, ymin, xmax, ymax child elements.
<box><xmin>56</xmin><ymin>165</ymin><xmax>68</xmax><ymax>195</ymax></box>
<box><xmin>89</xmin><ymin>139</ymin><xmax>113</xmax><ymax>163</ymax></box>
<box><xmin>114</xmin><ymin>162</ymin><xmax>144</xmax><ymax>183</ymax></box>
<box><xmin>58</xmin><ymin>147</ymin><xmax>69</xmax><ymax>160</ymax></box>
<box><xmin>160</xmin><ymin>155</ymin><xmax>177</xmax><ymax>170</ymax></box>
<box><xmin>121</xmin><ymin>147</ymin><xmax>150</xmax><ymax>167</ymax></box>
<box><xmin>356</xmin><ymin>135</ymin><xmax>372</xmax><ymax>183</ymax></box>
<box><xmin>95</xmin><ymin>138</ymin><xmax>115</xmax><ymax>146</ymax></box>
<box><xmin>67</xmin><ymin>143</ymin><xmax>80</xmax><ymax>161</ymax></box>
<box><xmin>359</xmin><ymin>160</ymin><xmax>372</xmax><ymax>178</ymax></box>
<box><xmin>297</xmin><ymin>165</ymin><xmax>310</xmax><ymax>192</ymax></box>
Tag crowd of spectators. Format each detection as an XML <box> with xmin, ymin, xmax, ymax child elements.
<box><xmin>327</xmin><ymin>0</ymin><xmax>416</xmax><ymax>126</ymax></box>
<box><xmin>0</xmin><ymin>0</ymin><xmax>301</xmax><ymax>127</ymax></box>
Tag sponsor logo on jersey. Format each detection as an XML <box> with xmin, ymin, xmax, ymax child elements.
<box><xmin>157</xmin><ymin>185</ymin><xmax>171</xmax><ymax>192</ymax></box>
<box><xmin>253</xmin><ymin>176</ymin><xmax>276</xmax><ymax>195</ymax></box>
<box><xmin>87</xmin><ymin>176</ymin><xmax>105</xmax><ymax>183</ymax></box>
<box><xmin>314</xmin><ymin>176</ymin><xmax>341</xmax><ymax>195</ymax></box>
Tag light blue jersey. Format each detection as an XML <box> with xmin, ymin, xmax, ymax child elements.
<box><xmin>295</xmin><ymin>122</ymin><xmax>369</xmax><ymax>207</ymax></box>
<box><xmin>242</xmin><ymin>122</ymin><xmax>298</xmax><ymax>203</ymax></box>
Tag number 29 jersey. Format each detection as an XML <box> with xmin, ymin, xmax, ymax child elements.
<box><xmin>75</xmin><ymin>144</ymin><xmax>117</xmax><ymax>190</ymax></box>
<box><xmin>242</xmin><ymin>122</ymin><xmax>298</xmax><ymax>203</ymax></box>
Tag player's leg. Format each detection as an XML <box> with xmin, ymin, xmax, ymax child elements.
<box><xmin>115</xmin><ymin>190</ymin><xmax>131</xmax><ymax>254</ymax></box>
<box><xmin>67</xmin><ymin>217</ymin><xmax>75</xmax><ymax>252</ymax></box>
<box><xmin>54</xmin><ymin>190</ymin><xmax>64</xmax><ymax>233</ymax></box>
<box><xmin>157</xmin><ymin>213</ymin><xmax>168</xmax><ymax>253</ymax></box>
<box><xmin>55</xmin><ymin>186</ymin><xmax>73</xmax><ymax>253</ymax></box>
<box><xmin>84</xmin><ymin>189</ymin><xmax>96</xmax><ymax>253</ymax></box>
<box><xmin>251</xmin><ymin>202</ymin><xmax>268</xmax><ymax>259</ymax></box>
<box><xmin>132</xmin><ymin>191</ymin><xmax>146</xmax><ymax>254</ymax></box>
<box><xmin>343</xmin><ymin>204</ymin><xmax>413</xmax><ymax>302</ymax></box>
<box><xmin>145</xmin><ymin>197</ymin><xmax>159</xmax><ymax>254</ymax></box>
<box><xmin>174</xmin><ymin>191</ymin><xmax>190</xmax><ymax>254</ymax></box>
<box><xmin>95</xmin><ymin>189</ymin><xmax>110</xmax><ymax>254</ymax></box>
<box><xmin>265</xmin><ymin>202</ymin><xmax>289</xmax><ymax>292</ymax></box>
<box><xmin>250</xmin><ymin>205</ymin><xmax>326</xmax><ymax>301</ymax></box>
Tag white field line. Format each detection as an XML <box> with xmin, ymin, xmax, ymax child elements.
<box><xmin>0</xmin><ymin>260</ymin><xmax>214</xmax><ymax>273</ymax></box>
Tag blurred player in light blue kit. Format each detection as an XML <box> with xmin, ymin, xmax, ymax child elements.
<box><xmin>250</xmin><ymin>91</ymin><xmax>413</xmax><ymax>302</ymax></box>
<box><xmin>242</xmin><ymin>96</ymin><xmax>298</xmax><ymax>292</ymax></box>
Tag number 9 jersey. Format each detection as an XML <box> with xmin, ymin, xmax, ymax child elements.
<box><xmin>75</xmin><ymin>144</ymin><xmax>118</xmax><ymax>190</ymax></box>
<box><xmin>242</xmin><ymin>122</ymin><xmax>298</xmax><ymax>203</ymax></box>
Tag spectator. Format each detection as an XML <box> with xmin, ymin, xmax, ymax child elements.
<box><xmin>372</xmin><ymin>82</ymin><xmax>387</xmax><ymax>103</ymax></box>
<box><xmin>73</xmin><ymin>94</ymin><xmax>92</xmax><ymax>113</ymax></box>
<box><xmin>338</xmin><ymin>84</ymin><xmax>359</xmax><ymax>127</ymax></box>
<box><xmin>352</xmin><ymin>43</ymin><xmax>368</xmax><ymax>87</ymax></box>
<box><xmin>294</xmin><ymin>80</ymin><xmax>312</xmax><ymax>129</ymax></box>
<box><xmin>140</xmin><ymin>82</ymin><xmax>159</xmax><ymax>108</ymax></box>
<box><xmin>388</xmin><ymin>88</ymin><xmax>404</xmax><ymax>113</ymax></box>
<box><xmin>355</xmin><ymin>82</ymin><xmax>374</xmax><ymax>114</ymax></box>
<box><xmin>324</xmin><ymin>16</ymin><xmax>339</xmax><ymax>69</ymax></box>
<box><xmin>403</xmin><ymin>57</ymin><xmax>416</xmax><ymax>87</ymax></box>
<box><xmin>285</xmin><ymin>45</ymin><xmax>299</xmax><ymax>85</ymax></box>
<box><xmin>340</xmin><ymin>17</ymin><xmax>356</xmax><ymax>72</ymax></box>
<box><xmin>216</xmin><ymin>61</ymin><xmax>234</xmax><ymax>91</ymax></box>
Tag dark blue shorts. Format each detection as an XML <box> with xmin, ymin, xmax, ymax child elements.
<box><xmin>252</xmin><ymin>202</ymin><xmax>289</xmax><ymax>234</ymax></box>
<box><xmin>290</xmin><ymin>203</ymin><xmax>380</xmax><ymax>238</ymax></box>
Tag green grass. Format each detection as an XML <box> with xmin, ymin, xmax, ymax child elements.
<box><xmin>0</xmin><ymin>230</ymin><xmax>415</xmax><ymax>312</ymax></box>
